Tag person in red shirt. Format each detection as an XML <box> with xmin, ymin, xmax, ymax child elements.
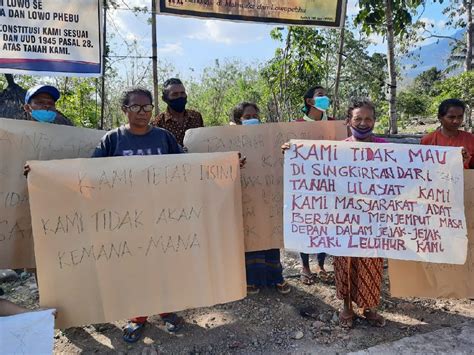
<box><xmin>421</xmin><ymin>99</ymin><xmax>474</xmax><ymax>169</ymax></box>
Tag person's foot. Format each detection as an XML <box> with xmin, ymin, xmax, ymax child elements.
<box><xmin>161</xmin><ymin>313</ymin><xmax>184</xmax><ymax>333</ymax></box>
<box><xmin>276</xmin><ymin>281</ymin><xmax>291</xmax><ymax>294</ymax></box>
<box><xmin>339</xmin><ymin>309</ymin><xmax>355</xmax><ymax>328</ymax></box>
<box><xmin>300</xmin><ymin>267</ymin><xmax>316</xmax><ymax>285</ymax></box>
<box><xmin>363</xmin><ymin>309</ymin><xmax>386</xmax><ymax>327</ymax></box>
<box><xmin>122</xmin><ymin>321</ymin><xmax>146</xmax><ymax>343</ymax></box>
<box><xmin>314</xmin><ymin>265</ymin><xmax>327</xmax><ymax>276</ymax></box>
<box><xmin>247</xmin><ymin>285</ymin><xmax>260</xmax><ymax>295</ymax></box>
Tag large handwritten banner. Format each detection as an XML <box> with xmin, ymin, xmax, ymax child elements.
<box><xmin>0</xmin><ymin>118</ymin><xmax>105</xmax><ymax>269</ymax></box>
<box><xmin>27</xmin><ymin>153</ymin><xmax>246</xmax><ymax>329</ymax></box>
<box><xmin>184</xmin><ymin>121</ymin><xmax>347</xmax><ymax>252</ymax></box>
<box><xmin>389</xmin><ymin>171</ymin><xmax>474</xmax><ymax>298</ymax></box>
<box><xmin>0</xmin><ymin>0</ymin><xmax>101</xmax><ymax>76</ymax></box>
<box><xmin>284</xmin><ymin>140</ymin><xmax>468</xmax><ymax>264</ymax></box>
<box><xmin>158</xmin><ymin>0</ymin><xmax>345</xmax><ymax>27</ymax></box>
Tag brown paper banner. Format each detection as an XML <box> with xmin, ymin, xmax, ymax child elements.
<box><xmin>389</xmin><ymin>170</ymin><xmax>474</xmax><ymax>298</ymax></box>
<box><xmin>27</xmin><ymin>152</ymin><xmax>246</xmax><ymax>329</ymax></box>
<box><xmin>0</xmin><ymin>118</ymin><xmax>105</xmax><ymax>269</ymax></box>
<box><xmin>184</xmin><ymin>121</ymin><xmax>347</xmax><ymax>252</ymax></box>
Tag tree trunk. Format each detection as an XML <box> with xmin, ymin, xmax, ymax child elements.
<box><xmin>465</xmin><ymin>0</ymin><xmax>473</xmax><ymax>71</ymax></box>
<box><xmin>5</xmin><ymin>74</ymin><xmax>15</xmax><ymax>87</ymax></box>
<box><xmin>385</xmin><ymin>0</ymin><xmax>398</xmax><ymax>134</ymax></box>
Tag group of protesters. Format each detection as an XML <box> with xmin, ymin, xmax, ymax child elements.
<box><xmin>2</xmin><ymin>78</ymin><xmax>472</xmax><ymax>343</ymax></box>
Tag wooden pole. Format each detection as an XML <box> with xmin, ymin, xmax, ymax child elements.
<box><xmin>333</xmin><ymin>0</ymin><xmax>348</xmax><ymax>117</ymax></box>
<box><xmin>100</xmin><ymin>0</ymin><xmax>107</xmax><ymax>130</ymax></box>
<box><xmin>151</xmin><ymin>0</ymin><xmax>159</xmax><ymax>115</ymax></box>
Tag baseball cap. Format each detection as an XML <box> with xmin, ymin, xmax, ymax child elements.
<box><xmin>25</xmin><ymin>85</ymin><xmax>60</xmax><ymax>104</ymax></box>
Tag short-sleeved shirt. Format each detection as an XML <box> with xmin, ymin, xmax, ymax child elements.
<box><xmin>152</xmin><ymin>108</ymin><xmax>204</xmax><ymax>146</ymax></box>
<box><xmin>421</xmin><ymin>129</ymin><xmax>474</xmax><ymax>169</ymax></box>
<box><xmin>92</xmin><ymin>126</ymin><xmax>183</xmax><ymax>158</ymax></box>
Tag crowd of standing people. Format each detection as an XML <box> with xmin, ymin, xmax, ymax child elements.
<box><xmin>3</xmin><ymin>79</ymin><xmax>473</xmax><ymax>345</ymax></box>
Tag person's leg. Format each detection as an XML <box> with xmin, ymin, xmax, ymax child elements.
<box><xmin>245</xmin><ymin>251</ymin><xmax>266</xmax><ymax>294</ymax></box>
<box><xmin>334</xmin><ymin>256</ymin><xmax>355</xmax><ymax>328</ymax></box>
<box><xmin>265</xmin><ymin>249</ymin><xmax>290</xmax><ymax>294</ymax></box>
<box><xmin>315</xmin><ymin>253</ymin><xmax>328</xmax><ymax>278</ymax></box>
<box><xmin>358</xmin><ymin>258</ymin><xmax>385</xmax><ymax>327</ymax></box>
<box><xmin>130</xmin><ymin>316</ymin><xmax>148</xmax><ymax>324</ymax></box>
<box><xmin>300</xmin><ymin>253</ymin><xmax>314</xmax><ymax>284</ymax></box>
<box><xmin>317</xmin><ymin>253</ymin><xmax>327</xmax><ymax>270</ymax></box>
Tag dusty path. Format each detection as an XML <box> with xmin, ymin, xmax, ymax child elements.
<box><xmin>2</xmin><ymin>252</ymin><xmax>473</xmax><ymax>354</ymax></box>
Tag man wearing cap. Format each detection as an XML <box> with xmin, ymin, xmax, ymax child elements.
<box><xmin>24</xmin><ymin>84</ymin><xmax>74</xmax><ymax>126</ymax></box>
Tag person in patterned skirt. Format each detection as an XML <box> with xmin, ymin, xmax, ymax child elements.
<box><xmin>335</xmin><ymin>99</ymin><xmax>386</xmax><ymax>328</ymax></box>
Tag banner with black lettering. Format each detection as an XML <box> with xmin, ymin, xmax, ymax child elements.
<box><xmin>0</xmin><ymin>0</ymin><xmax>101</xmax><ymax>76</ymax></box>
<box><xmin>283</xmin><ymin>140</ymin><xmax>468</xmax><ymax>264</ymax></box>
<box><xmin>27</xmin><ymin>152</ymin><xmax>245</xmax><ymax>328</ymax></box>
<box><xmin>158</xmin><ymin>0</ymin><xmax>345</xmax><ymax>27</ymax></box>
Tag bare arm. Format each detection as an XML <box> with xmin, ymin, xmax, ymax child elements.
<box><xmin>0</xmin><ymin>299</ymin><xmax>29</xmax><ymax>316</ymax></box>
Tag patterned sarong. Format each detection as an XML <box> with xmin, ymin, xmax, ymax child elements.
<box><xmin>334</xmin><ymin>256</ymin><xmax>383</xmax><ymax>309</ymax></box>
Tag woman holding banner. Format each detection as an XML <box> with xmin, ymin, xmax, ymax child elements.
<box><xmin>295</xmin><ymin>86</ymin><xmax>332</xmax><ymax>284</ymax></box>
<box><xmin>421</xmin><ymin>99</ymin><xmax>474</xmax><ymax>169</ymax></box>
<box><xmin>334</xmin><ymin>99</ymin><xmax>386</xmax><ymax>328</ymax></box>
<box><xmin>92</xmin><ymin>87</ymin><xmax>185</xmax><ymax>343</ymax></box>
<box><xmin>230</xmin><ymin>102</ymin><xmax>291</xmax><ymax>295</ymax></box>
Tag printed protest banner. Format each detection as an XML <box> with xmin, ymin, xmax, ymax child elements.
<box><xmin>0</xmin><ymin>118</ymin><xmax>105</xmax><ymax>268</ymax></box>
<box><xmin>0</xmin><ymin>0</ymin><xmax>101</xmax><ymax>76</ymax></box>
<box><xmin>389</xmin><ymin>170</ymin><xmax>474</xmax><ymax>298</ymax></box>
<box><xmin>184</xmin><ymin>121</ymin><xmax>347</xmax><ymax>251</ymax></box>
<box><xmin>0</xmin><ymin>309</ymin><xmax>56</xmax><ymax>354</ymax></box>
<box><xmin>158</xmin><ymin>0</ymin><xmax>346</xmax><ymax>27</ymax></box>
<box><xmin>27</xmin><ymin>152</ymin><xmax>246</xmax><ymax>329</ymax></box>
<box><xmin>284</xmin><ymin>140</ymin><xmax>468</xmax><ymax>264</ymax></box>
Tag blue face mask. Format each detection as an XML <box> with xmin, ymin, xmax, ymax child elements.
<box><xmin>31</xmin><ymin>110</ymin><xmax>57</xmax><ymax>123</ymax></box>
<box><xmin>314</xmin><ymin>96</ymin><xmax>330</xmax><ymax>112</ymax></box>
<box><xmin>242</xmin><ymin>118</ymin><xmax>260</xmax><ymax>125</ymax></box>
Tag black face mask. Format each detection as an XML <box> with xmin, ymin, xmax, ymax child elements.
<box><xmin>167</xmin><ymin>97</ymin><xmax>187</xmax><ymax>113</ymax></box>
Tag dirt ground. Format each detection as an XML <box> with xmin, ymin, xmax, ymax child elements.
<box><xmin>2</xmin><ymin>252</ymin><xmax>473</xmax><ymax>354</ymax></box>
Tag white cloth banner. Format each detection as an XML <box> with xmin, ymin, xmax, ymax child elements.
<box><xmin>0</xmin><ymin>0</ymin><xmax>101</xmax><ymax>76</ymax></box>
<box><xmin>0</xmin><ymin>309</ymin><xmax>55</xmax><ymax>354</ymax></box>
<box><xmin>283</xmin><ymin>140</ymin><xmax>468</xmax><ymax>264</ymax></box>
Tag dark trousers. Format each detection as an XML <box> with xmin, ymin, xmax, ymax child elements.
<box><xmin>300</xmin><ymin>253</ymin><xmax>326</xmax><ymax>268</ymax></box>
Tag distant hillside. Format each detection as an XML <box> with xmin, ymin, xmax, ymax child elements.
<box><xmin>401</xmin><ymin>29</ymin><xmax>464</xmax><ymax>82</ymax></box>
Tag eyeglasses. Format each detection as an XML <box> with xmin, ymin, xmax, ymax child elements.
<box><xmin>124</xmin><ymin>104</ymin><xmax>154</xmax><ymax>113</ymax></box>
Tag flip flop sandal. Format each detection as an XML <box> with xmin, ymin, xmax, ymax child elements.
<box><xmin>299</xmin><ymin>306</ymin><xmax>319</xmax><ymax>319</ymax></box>
<box><xmin>161</xmin><ymin>313</ymin><xmax>184</xmax><ymax>333</ymax></box>
<box><xmin>300</xmin><ymin>272</ymin><xmax>316</xmax><ymax>285</ymax></box>
<box><xmin>276</xmin><ymin>281</ymin><xmax>291</xmax><ymax>294</ymax></box>
<box><xmin>122</xmin><ymin>322</ymin><xmax>146</xmax><ymax>343</ymax></box>
<box><xmin>247</xmin><ymin>285</ymin><xmax>260</xmax><ymax>295</ymax></box>
<box><xmin>339</xmin><ymin>311</ymin><xmax>355</xmax><ymax>329</ymax></box>
<box><xmin>364</xmin><ymin>310</ymin><xmax>386</xmax><ymax>328</ymax></box>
